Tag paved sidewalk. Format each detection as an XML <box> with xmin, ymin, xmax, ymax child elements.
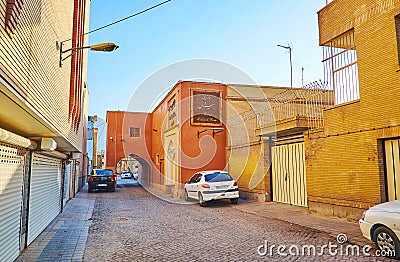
<box><xmin>16</xmin><ymin>190</ymin><xmax>95</xmax><ymax>262</ymax></box>
<box><xmin>234</xmin><ymin>201</ymin><xmax>369</xmax><ymax>246</ymax></box>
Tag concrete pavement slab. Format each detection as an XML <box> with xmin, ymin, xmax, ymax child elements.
<box><xmin>16</xmin><ymin>189</ymin><xmax>95</xmax><ymax>262</ymax></box>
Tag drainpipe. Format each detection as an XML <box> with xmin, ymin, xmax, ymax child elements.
<box><xmin>60</xmin><ymin>161</ymin><xmax>66</xmax><ymax>213</ymax></box>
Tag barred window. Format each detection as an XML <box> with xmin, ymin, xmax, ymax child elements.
<box><xmin>322</xmin><ymin>29</ymin><xmax>359</xmax><ymax>105</ymax></box>
<box><xmin>130</xmin><ymin>127</ymin><xmax>140</xmax><ymax>138</ymax></box>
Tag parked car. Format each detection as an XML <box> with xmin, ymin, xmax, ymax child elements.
<box><xmin>184</xmin><ymin>170</ymin><xmax>239</xmax><ymax>207</ymax></box>
<box><xmin>359</xmin><ymin>200</ymin><xmax>400</xmax><ymax>259</ymax></box>
<box><xmin>88</xmin><ymin>169</ymin><xmax>116</xmax><ymax>192</ymax></box>
<box><xmin>121</xmin><ymin>170</ymin><xmax>133</xmax><ymax>179</ymax></box>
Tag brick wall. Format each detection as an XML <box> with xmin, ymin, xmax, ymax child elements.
<box><xmin>307</xmin><ymin>0</ymin><xmax>400</xmax><ymax>219</ymax></box>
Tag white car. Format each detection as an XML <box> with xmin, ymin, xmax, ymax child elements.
<box><xmin>359</xmin><ymin>200</ymin><xmax>400</xmax><ymax>259</ymax></box>
<box><xmin>121</xmin><ymin>170</ymin><xmax>133</xmax><ymax>179</ymax></box>
<box><xmin>184</xmin><ymin>170</ymin><xmax>239</xmax><ymax>207</ymax></box>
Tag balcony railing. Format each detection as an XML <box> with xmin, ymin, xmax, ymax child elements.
<box><xmin>256</xmin><ymin>82</ymin><xmax>334</xmax><ymax>130</ymax></box>
<box><xmin>227</xmin><ymin>82</ymin><xmax>334</xmax><ymax>144</ymax></box>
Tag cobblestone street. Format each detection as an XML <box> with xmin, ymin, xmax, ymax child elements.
<box><xmin>82</xmin><ymin>178</ymin><xmax>387</xmax><ymax>262</ymax></box>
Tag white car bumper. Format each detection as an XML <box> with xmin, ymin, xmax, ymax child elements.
<box><xmin>359</xmin><ymin>219</ymin><xmax>373</xmax><ymax>240</ymax></box>
<box><xmin>202</xmin><ymin>189</ymin><xmax>239</xmax><ymax>201</ymax></box>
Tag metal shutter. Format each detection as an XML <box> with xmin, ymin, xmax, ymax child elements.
<box><xmin>27</xmin><ymin>153</ymin><xmax>62</xmax><ymax>245</ymax></box>
<box><xmin>385</xmin><ymin>139</ymin><xmax>400</xmax><ymax>201</ymax></box>
<box><xmin>0</xmin><ymin>143</ymin><xmax>25</xmax><ymax>262</ymax></box>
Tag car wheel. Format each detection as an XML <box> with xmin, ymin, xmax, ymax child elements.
<box><xmin>199</xmin><ymin>193</ymin><xmax>206</xmax><ymax>207</ymax></box>
<box><xmin>373</xmin><ymin>226</ymin><xmax>400</xmax><ymax>259</ymax></box>
<box><xmin>184</xmin><ymin>190</ymin><xmax>189</xmax><ymax>201</ymax></box>
<box><xmin>230</xmin><ymin>198</ymin><xmax>239</xmax><ymax>204</ymax></box>
<box><xmin>88</xmin><ymin>187</ymin><xmax>93</xmax><ymax>193</ymax></box>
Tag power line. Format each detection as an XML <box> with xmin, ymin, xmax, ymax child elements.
<box><xmin>84</xmin><ymin>0</ymin><xmax>172</xmax><ymax>36</ymax></box>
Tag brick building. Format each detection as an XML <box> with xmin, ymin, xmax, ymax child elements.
<box><xmin>0</xmin><ymin>0</ymin><xmax>90</xmax><ymax>260</ymax></box>
<box><xmin>227</xmin><ymin>84</ymin><xmax>333</xmax><ymax>203</ymax></box>
<box><xmin>106</xmin><ymin>81</ymin><xmax>228</xmax><ymax>197</ymax></box>
<box><xmin>304</xmin><ymin>0</ymin><xmax>400</xmax><ymax>220</ymax></box>
<box><xmin>107</xmin><ymin>81</ymin><xmax>314</xmax><ymax>200</ymax></box>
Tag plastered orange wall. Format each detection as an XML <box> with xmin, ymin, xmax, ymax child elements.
<box><xmin>106</xmin><ymin>111</ymin><xmax>152</xmax><ymax>173</ymax></box>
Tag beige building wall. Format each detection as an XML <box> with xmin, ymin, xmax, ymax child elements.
<box><xmin>226</xmin><ymin>85</ymin><xmax>288</xmax><ymax>201</ymax></box>
<box><xmin>306</xmin><ymin>0</ymin><xmax>400</xmax><ymax>220</ymax></box>
<box><xmin>0</xmin><ymin>0</ymin><xmax>88</xmax><ymax>152</ymax></box>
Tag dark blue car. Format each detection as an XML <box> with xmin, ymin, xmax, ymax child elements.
<box><xmin>88</xmin><ymin>169</ymin><xmax>116</xmax><ymax>192</ymax></box>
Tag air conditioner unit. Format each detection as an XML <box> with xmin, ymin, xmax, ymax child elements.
<box><xmin>40</xmin><ymin>138</ymin><xmax>57</xmax><ymax>151</ymax></box>
<box><xmin>71</xmin><ymin>153</ymin><xmax>81</xmax><ymax>159</ymax></box>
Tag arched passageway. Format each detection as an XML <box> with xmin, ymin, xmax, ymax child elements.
<box><xmin>128</xmin><ymin>154</ymin><xmax>151</xmax><ymax>187</ymax></box>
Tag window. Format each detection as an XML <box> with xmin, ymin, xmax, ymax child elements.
<box><xmin>322</xmin><ymin>29</ymin><xmax>359</xmax><ymax>105</ymax></box>
<box><xmin>130</xmin><ymin>127</ymin><xmax>140</xmax><ymax>137</ymax></box>
<box><xmin>4</xmin><ymin>0</ymin><xmax>24</xmax><ymax>36</ymax></box>
<box><xmin>205</xmin><ymin>173</ymin><xmax>233</xmax><ymax>182</ymax></box>
<box><xmin>189</xmin><ymin>174</ymin><xmax>199</xmax><ymax>184</ymax></box>
<box><xmin>194</xmin><ymin>175</ymin><xmax>202</xmax><ymax>183</ymax></box>
<box><xmin>396</xmin><ymin>14</ymin><xmax>400</xmax><ymax>64</ymax></box>
<box><xmin>93</xmin><ymin>169</ymin><xmax>113</xmax><ymax>176</ymax></box>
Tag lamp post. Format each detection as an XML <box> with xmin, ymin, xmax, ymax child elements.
<box><xmin>277</xmin><ymin>44</ymin><xmax>293</xmax><ymax>88</ymax></box>
<box><xmin>59</xmin><ymin>42</ymin><xmax>119</xmax><ymax>67</ymax></box>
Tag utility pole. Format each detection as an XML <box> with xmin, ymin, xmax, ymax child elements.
<box><xmin>277</xmin><ymin>44</ymin><xmax>293</xmax><ymax>88</ymax></box>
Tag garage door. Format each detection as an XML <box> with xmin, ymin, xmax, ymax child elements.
<box><xmin>385</xmin><ymin>139</ymin><xmax>400</xmax><ymax>201</ymax></box>
<box><xmin>27</xmin><ymin>153</ymin><xmax>62</xmax><ymax>245</ymax></box>
<box><xmin>272</xmin><ymin>142</ymin><xmax>307</xmax><ymax>207</ymax></box>
<box><xmin>0</xmin><ymin>143</ymin><xmax>25</xmax><ymax>262</ymax></box>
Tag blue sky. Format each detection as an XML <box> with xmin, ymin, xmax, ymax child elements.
<box><xmin>87</xmin><ymin>0</ymin><xmax>327</xmax><ymax>119</ymax></box>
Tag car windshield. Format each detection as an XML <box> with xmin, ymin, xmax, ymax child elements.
<box><xmin>122</xmin><ymin>171</ymin><xmax>130</xmax><ymax>173</ymax></box>
<box><xmin>205</xmin><ymin>173</ymin><xmax>233</xmax><ymax>182</ymax></box>
<box><xmin>93</xmin><ymin>169</ymin><xmax>113</xmax><ymax>176</ymax></box>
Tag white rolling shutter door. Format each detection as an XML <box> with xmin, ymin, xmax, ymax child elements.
<box><xmin>27</xmin><ymin>153</ymin><xmax>62</xmax><ymax>245</ymax></box>
<box><xmin>0</xmin><ymin>143</ymin><xmax>25</xmax><ymax>262</ymax></box>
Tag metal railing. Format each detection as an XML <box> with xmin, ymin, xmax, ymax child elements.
<box><xmin>227</xmin><ymin>81</ymin><xmax>334</xmax><ymax>145</ymax></box>
<box><xmin>257</xmin><ymin>82</ymin><xmax>334</xmax><ymax>130</ymax></box>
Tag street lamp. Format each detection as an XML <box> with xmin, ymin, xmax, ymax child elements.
<box><xmin>277</xmin><ymin>44</ymin><xmax>293</xmax><ymax>88</ymax></box>
<box><xmin>59</xmin><ymin>42</ymin><xmax>119</xmax><ymax>67</ymax></box>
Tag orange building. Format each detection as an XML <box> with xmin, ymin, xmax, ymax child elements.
<box><xmin>106</xmin><ymin>111</ymin><xmax>152</xmax><ymax>186</ymax></box>
<box><xmin>106</xmin><ymin>81</ymin><xmax>227</xmax><ymax>196</ymax></box>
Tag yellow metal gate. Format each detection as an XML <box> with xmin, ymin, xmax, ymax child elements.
<box><xmin>272</xmin><ymin>142</ymin><xmax>307</xmax><ymax>207</ymax></box>
<box><xmin>385</xmin><ymin>139</ymin><xmax>400</xmax><ymax>201</ymax></box>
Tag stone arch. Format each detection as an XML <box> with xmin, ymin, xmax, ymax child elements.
<box><xmin>128</xmin><ymin>153</ymin><xmax>151</xmax><ymax>187</ymax></box>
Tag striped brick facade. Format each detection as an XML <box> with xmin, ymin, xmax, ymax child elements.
<box><xmin>305</xmin><ymin>0</ymin><xmax>400</xmax><ymax>220</ymax></box>
<box><xmin>0</xmin><ymin>0</ymin><xmax>89</xmax><ymax>152</ymax></box>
